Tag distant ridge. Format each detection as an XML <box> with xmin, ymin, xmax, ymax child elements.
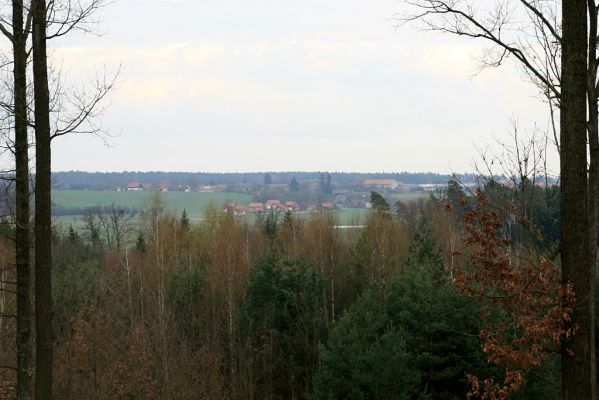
<box><xmin>51</xmin><ymin>171</ymin><xmax>478</xmax><ymax>190</ymax></box>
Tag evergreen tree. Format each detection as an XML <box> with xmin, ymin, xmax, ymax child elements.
<box><xmin>311</xmin><ymin>227</ymin><xmax>491</xmax><ymax>400</ymax></box>
<box><xmin>240</xmin><ymin>255</ymin><xmax>326</xmax><ymax>399</ymax></box>
<box><xmin>180</xmin><ymin>209</ymin><xmax>190</xmax><ymax>232</ymax></box>
<box><xmin>370</xmin><ymin>191</ymin><xmax>390</xmax><ymax>212</ymax></box>
<box><xmin>288</xmin><ymin>177</ymin><xmax>300</xmax><ymax>192</ymax></box>
<box><xmin>135</xmin><ymin>231</ymin><xmax>146</xmax><ymax>254</ymax></box>
<box><xmin>264</xmin><ymin>173</ymin><xmax>272</xmax><ymax>185</ymax></box>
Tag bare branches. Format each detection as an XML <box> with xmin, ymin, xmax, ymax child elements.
<box><xmin>401</xmin><ymin>0</ymin><xmax>561</xmax><ymax>100</ymax></box>
<box><xmin>50</xmin><ymin>64</ymin><xmax>119</xmax><ymax>140</ymax></box>
<box><xmin>46</xmin><ymin>0</ymin><xmax>106</xmax><ymax>40</ymax></box>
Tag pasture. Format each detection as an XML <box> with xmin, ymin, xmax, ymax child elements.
<box><xmin>52</xmin><ymin>190</ymin><xmax>252</xmax><ymax>217</ymax></box>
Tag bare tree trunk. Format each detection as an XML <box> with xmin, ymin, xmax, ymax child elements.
<box><xmin>586</xmin><ymin>3</ymin><xmax>598</xmax><ymax>397</ymax></box>
<box><xmin>13</xmin><ymin>0</ymin><xmax>32</xmax><ymax>398</ymax></box>
<box><xmin>560</xmin><ymin>0</ymin><xmax>593</xmax><ymax>398</ymax></box>
<box><xmin>32</xmin><ymin>0</ymin><xmax>53</xmax><ymax>396</ymax></box>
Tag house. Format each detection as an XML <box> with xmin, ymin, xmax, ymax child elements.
<box><xmin>307</xmin><ymin>202</ymin><xmax>335</xmax><ymax>212</ymax></box>
<box><xmin>127</xmin><ymin>182</ymin><xmax>143</xmax><ymax>191</ymax></box>
<box><xmin>320</xmin><ymin>202</ymin><xmax>335</xmax><ymax>210</ymax></box>
<box><xmin>265</xmin><ymin>200</ymin><xmax>283</xmax><ymax>210</ymax></box>
<box><xmin>249</xmin><ymin>202</ymin><xmax>265</xmax><ymax>213</ymax></box>
<box><xmin>155</xmin><ymin>182</ymin><xmax>168</xmax><ymax>192</ymax></box>
<box><xmin>363</xmin><ymin>179</ymin><xmax>399</xmax><ymax>190</ymax></box>
<box><xmin>198</xmin><ymin>184</ymin><xmax>227</xmax><ymax>192</ymax></box>
<box><xmin>285</xmin><ymin>201</ymin><xmax>300</xmax><ymax>212</ymax></box>
<box><xmin>224</xmin><ymin>203</ymin><xmax>250</xmax><ymax>215</ymax></box>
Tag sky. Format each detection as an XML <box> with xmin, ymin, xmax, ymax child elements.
<box><xmin>46</xmin><ymin>0</ymin><xmax>554</xmax><ymax>173</ymax></box>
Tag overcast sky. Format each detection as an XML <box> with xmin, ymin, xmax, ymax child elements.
<box><xmin>46</xmin><ymin>0</ymin><xmax>554</xmax><ymax>173</ymax></box>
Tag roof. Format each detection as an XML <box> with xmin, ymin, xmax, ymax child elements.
<box><xmin>128</xmin><ymin>182</ymin><xmax>142</xmax><ymax>188</ymax></box>
<box><xmin>364</xmin><ymin>179</ymin><xmax>397</xmax><ymax>186</ymax></box>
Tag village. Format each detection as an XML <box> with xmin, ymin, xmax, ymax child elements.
<box><xmin>117</xmin><ymin>177</ymin><xmax>452</xmax><ymax>214</ymax></box>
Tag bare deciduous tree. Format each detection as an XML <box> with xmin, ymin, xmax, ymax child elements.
<box><xmin>402</xmin><ymin>0</ymin><xmax>595</xmax><ymax>397</ymax></box>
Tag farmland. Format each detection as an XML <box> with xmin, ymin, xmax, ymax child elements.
<box><xmin>52</xmin><ymin>190</ymin><xmax>252</xmax><ymax>216</ymax></box>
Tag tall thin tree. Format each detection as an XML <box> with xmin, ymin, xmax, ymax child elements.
<box><xmin>560</xmin><ymin>1</ymin><xmax>591</xmax><ymax>398</ymax></box>
<box><xmin>32</xmin><ymin>0</ymin><xmax>52</xmax><ymax>396</ymax></box>
<box><xmin>12</xmin><ymin>0</ymin><xmax>32</xmax><ymax>397</ymax></box>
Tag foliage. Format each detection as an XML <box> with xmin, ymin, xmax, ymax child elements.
<box><xmin>455</xmin><ymin>190</ymin><xmax>573</xmax><ymax>399</ymax></box>
<box><xmin>312</xmin><ymin>223</ymin><xmax>488</xmax><ymax>400</ymax></box>
<box><xmin>239</xmin><ymin>255</ymin><xmax>326</xmax><ymax>399</ymax></box>
<box><xmin>370</xmin><ymin>191</ymin><xmax>390</xmax><ymax>212</ymax></box>
<box><xmin>289</xmin><ymin>177</ymin><xmax>300</xmax><ymax>192</ymax></box>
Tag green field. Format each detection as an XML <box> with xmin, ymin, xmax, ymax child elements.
<box><xmin>386</xmin><ymin>191</ymin><xmax>433</xmax><ymax>203</ymax></box>
<box><xmin>52</xmin><ymin>190</ymin><xmax>252</xmax><ymax>217</ymax></box>
<box><xmin>52</xmin><ymin>190</ymin><xmax>427</xmax><ymax>230</ymax></box>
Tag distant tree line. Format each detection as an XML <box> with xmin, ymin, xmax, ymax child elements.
<box><xmin>49</xmin><ymin>171</ymin><xmax>481</xmax><ymax>190</ymax></box>
<box><xmin>51</xmin><ymin>202</ymin><xmax>138</xmax><ymax>217</ymax></box>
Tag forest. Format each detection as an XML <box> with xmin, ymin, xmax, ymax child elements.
<box><xmin>0</xmin><ymin>181</ymin><xmax>573</xmax><ymax>399</ymax></box>
<box><xmin>0</xmin><ymin>0</ymin><xmax>598</xmax><ymax>399</ymax></box>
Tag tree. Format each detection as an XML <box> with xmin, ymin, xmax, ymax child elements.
<box><xmin>11</xmin><ymin>0</ymin><xmax>32</xmax><ymax>397</ymax></box>
<box><xmin>456</xmin><ymin>190</ymin><xmax>572</xmax><ymax>398</ymax></box>
<box><xmin>32</xmin><ymin>0</ymin><xmax>53</xmax><ymax>395</ymax></box>
<box><xmin>288</xmin><ymin>177</ymin><xmax>300</xmax><ymax>192</ymax></box>
<box><xmin>311</xmin><ymin>224</ymin><xmax>489</xmax><ymax>400</ymax></box>
<box><xmin>318</xmin><ymin>172</ymin><xmax>332</xmax><ymax>195</ymax></box>
<box><xmin>264</xmin><ymin>173</ymin><xmax>272</xmax><ymax>185</ymax></box>
<box><xmin>0</xmin><ymin>0</ymin><xmax>113</xmax><ymax>395</ymax></box>
<box><xmin>403</xmin><ymin>1</ymin><xmax>595</xmax><ymax>396</ymax></box>
<box><xmin>559</xmin><ymin>2</ymin><xmax>591</xmax><ymax>398</ymax></box>
<box><xmin>370</xmin><ymin>191</ymin><xmax>390</xmax><ymax>212</ymax></box>
<box><xmin>240</xmin><ymin>255</ymin><xmax>326</xmax><ymax>399</ymax></box>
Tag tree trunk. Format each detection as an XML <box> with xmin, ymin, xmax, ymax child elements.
<box><xmin>560</xmin><ymin>0</ymin><xmax>593</xmax><ymax>398</ymax></box>
<box><xmin>13</xmin><ymin>0</ymin><xmax>33</xmax><ymax>397</ymax></box>
<box><xmin>32</xmin><ymin>0</ymin><xmax>53</xmax><ymax>396</ymax></box>
<box><xmin>586</xmin><ymin>2</ymin><xmax>598</xmax><ymax>397</ymax></box>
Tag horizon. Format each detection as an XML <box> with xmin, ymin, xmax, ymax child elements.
<box><xmin>43</xmin><ymin>0</ymin><xmax>555</xmax><ymax>174</ymax></box>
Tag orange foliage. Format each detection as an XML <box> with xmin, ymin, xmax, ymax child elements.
<box><xmin>455</xmin><ymin>190</ymin><xmax>574</xmax><ymax>399</ymax></box>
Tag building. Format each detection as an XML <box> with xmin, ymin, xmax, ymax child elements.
<box><xmin>127</xmin><ymin>182</ymin><xmax>143</xmax><ymax>191</ymax></box>
<box><xmin>363</xmin><ymin>179</ymin><xmax>399</xmax><ymax>190</ymax></box>
<box><xmin>285</xmin><ymin>201</ymin><xmax>300</xmax><ymax>212</ymax></box>
<box><xmin>249</xmin><ymin>202</ymin><xmax>265</xmax><ymax>212</ymax></box>
<box><xmin>265</xmin><ymin>200</ymin><xmax>284</xmax><ymax>210</ymax></box>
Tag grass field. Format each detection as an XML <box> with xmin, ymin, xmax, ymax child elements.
<box><xmin>52</xmin><ymin>190</ymin><xmax>252</xmax><ymax>216</ymax></box>
<box><xmin>386</xmin><ymin>191</ymin><xmax>433</xmax><ymax>203</ymax></box>
<box><xmin>52</xmin><ymin>190</ymin><xmax>426</xmax><ymax>231</ymax></box>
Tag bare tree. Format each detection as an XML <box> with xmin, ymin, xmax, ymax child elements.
<box><xmin>402</xmin><ymin>0</ymin><xmax>595</xmax><ymax>397</ymax></box>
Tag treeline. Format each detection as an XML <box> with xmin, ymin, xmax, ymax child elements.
<box><xmin>51</xmin><ymin>202</ymin><xmax>138</xmax><ymax>217</ymax></box>
<box><xmin>50</xmin><ymin>171</ymin><xmax>480</xmax><ymax>190</ymax></box>
<box><xmin>0</xmin><ymin>183</ymin><xmax>568</xmax><ymax>399</ymax></box>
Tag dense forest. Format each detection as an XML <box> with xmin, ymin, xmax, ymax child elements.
<box><xmin>0</xmin><ymin>180</ymin><xmax>574</xmax><ymax>399</ymax></box>
<box><xmin>0</xmin><ymin>0</ymin><xmax>597</xmax><ymax>398</ymax></box>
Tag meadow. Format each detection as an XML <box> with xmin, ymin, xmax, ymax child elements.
<box><xmin>52</xmin><ymin>190</ymin><xmax>252</xmax><ymax>215</ymax></box>
<box><xmin>51</xmin><ymin>190</ymin><xmax>430</xmax><ymax>230</ymax></box>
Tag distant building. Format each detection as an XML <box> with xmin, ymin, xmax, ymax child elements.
<box><xmin>309</xmin><ymin>202</ymin><xmax>336</xmax><ymax>212</ymax></box>
<box><xmin>198</xmin><ymin>184</ymin><xmax>227</xmax><ymax>192</ymax></box>
<box><xmin>265</xmin><ymin>200</ymin><xmax>284</xmax><ymax>210</ymax></box>
<box><xmin>127</xmin><ymin>182</ymin><xmax>143</xmax><ymax>191</ymax></box>
<box><xmin>363</xmin><ymin>179</ymin><xmax>399</xmax><ymax>190</ymax></box>
<box><xmin>249</xmin><ymin>202</ymin><xmax>265</xmax><ymax>212</ymax></box>
<box><xmin>155</xmin><ymin>182</ymin><xmax>168</xmax><ymax>192</ymax></box>
<box><xmin>320</xmin><ymin>202</ymin><xmax>335</xmax><ymax>210</ymax></box>
<box><xmin>285</xmin><ymin>201</ymin><xmax>300</xmax><ymax>212</ymax></box>
<box><xmin>224</xmin><ymin>203</ymin><xmax>250</xmax><ymax>215</ymax></box>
